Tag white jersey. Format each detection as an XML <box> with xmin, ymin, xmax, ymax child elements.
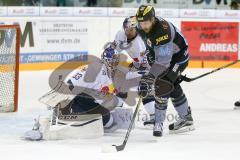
<box><xmin>38</xmin><ymin>61</ymin><xmax>118</xmax><ymax>111</ymax></box>
<box><xmin>65</xmin><ymin>64</ymin><xmax>115</xmax><ymax>95</ymax></box>
<box><xmin>114</xmin><ymin>29</ymin><xmax>146</xmax><ymax>63</ymax></box>
<box><xmin>64</xmin><ymin>61</ymin><xmax>122</xmax><ymax>107</ymax></box>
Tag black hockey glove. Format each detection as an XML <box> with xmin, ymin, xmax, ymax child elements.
<box><xmin>138</xmin><ymin>73</ymin><xmax>155</xmax><ymax>98</ymax></box>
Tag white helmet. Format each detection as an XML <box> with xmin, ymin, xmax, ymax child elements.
<box><xmin>123</xmin><ymin>16</ymin><xmax>138</xmax><ymax>29</ymax></box>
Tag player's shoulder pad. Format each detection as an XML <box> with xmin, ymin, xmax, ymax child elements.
<box><xmin>150</xmin><ymin>17</ymin><xmax>172</xmax><ymax>46</ymax></box>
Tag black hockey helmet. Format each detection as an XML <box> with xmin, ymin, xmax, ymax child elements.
<box><xmin>136</xmin><ymin>5</ymin><xmax>155</xmax><ymax>22</ymax></box>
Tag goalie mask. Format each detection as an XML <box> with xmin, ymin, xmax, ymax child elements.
<box><xmin>102</xmin><ymin>44</ymin><xmax>120</xmax><ymax>77</ymax></box>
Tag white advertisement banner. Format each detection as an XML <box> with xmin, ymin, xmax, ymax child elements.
<box><xmin>108</xmin><ymin>8</ymin><xmax>138</xmax><ymax>17</ymax></box>
<box><xmin>0</xmin><ymin>18</ymin><xmax>89</xmax><ymax>63</ymax></box>
<box><xmin>40</xmin><ymin>7</ymin><xmax>73</xmax><ymax>17</ymax></box>
<box><xmin>123</xmin><ymin>0</ymin><xmax>232</xmax><ymax>9</ymax></box>
<box><xmin>215</xmin><ymin>10</ymin><xmax>240</xmax><ymax>19</ymax></box>
<box><xmin>73</xmin><ymin>7</ymin><xmax>108</xmax><ymax>17</ymax></box>
<box><xmin>155</xmin><ymin>8</ymin><xmax>179</xmax><ymax>18</ymax></box>
<box><xmin>39</xmin><ymin>20</ymin><xmax>88</xmax><ymax>52</ymax></box>
<box><xmin>7</xmin><ymin>7</ymin><xmax>40</xmax><ymax>16</ymax></box>
<box><xmin>180</xmin><ymin>9</ymin><xmax>216</xmax><ymax>18</ymax></box>
<box><xmin>0</xmin><ymin>7</ymin><xmax>7</xmax><ymax>17</ymax></box>
<box><xmin>0</xmin><ymin>7</ymin><xmax>239</xmax><ymax>19</ymax></box>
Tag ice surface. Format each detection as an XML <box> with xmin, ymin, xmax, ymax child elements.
<box><xmin>0</xmin><ymin>69</ymin><xmax>240</xmax><ymax>160</ymax></box>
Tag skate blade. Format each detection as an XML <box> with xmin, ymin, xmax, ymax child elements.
<box><xmin>169</xmin><ymin>125</ymin><xmax>195</xmax><ymax>134</ymax></box>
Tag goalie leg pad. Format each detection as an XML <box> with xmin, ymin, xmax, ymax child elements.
<box><xmin>42</xmin><ymin>114</ymin><xmax>104</xmax><ymax>140</ymax></box>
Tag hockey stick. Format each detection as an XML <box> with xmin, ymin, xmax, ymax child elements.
<box><xmin>102</xmin><ymin>97</ymin><xmax>142</xmax><ymax>153</ymax></box>
<box><xmin>180</xmin><ymin>60</ymin><xmax>240</xmax><ymax>83</ymax></box>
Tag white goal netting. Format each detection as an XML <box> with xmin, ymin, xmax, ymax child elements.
<box><xmin>0</xmin><ymin>25</ymin><xmax>20</xmax><ymax>112</ymax></box>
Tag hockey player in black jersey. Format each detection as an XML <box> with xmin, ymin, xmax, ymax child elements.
<box><xmin>136</xmin><ymin>5</ymin><xmax>194</xmax><ymax>137</ymax></box>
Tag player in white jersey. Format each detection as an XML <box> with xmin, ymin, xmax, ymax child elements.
<box><xmin>113</xmin><ymin>16</ymin><xmax>155</xmax><ymax>126</ymax></box>
<box><xmin>63</xmin><ymin>48</ymin><xmax>121</xmax><ymax>132</ymax></box>
<box><xmin>24</xmin><ymin>45</ymin><xmax>134</xmax><ymax>141</ymax></box>
<box><xmin>114</xmin><ymin>16</ymin><xmax>146</xmax><ymax>65</ymax></box>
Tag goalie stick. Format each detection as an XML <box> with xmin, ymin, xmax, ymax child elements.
<box><xmin>179</xmin><ymin>60</ymin><xmax>240</xmax><ymax>83</ymax></box>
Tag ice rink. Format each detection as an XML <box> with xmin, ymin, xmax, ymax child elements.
<box><xmin>1</xmin><ymin>68</ymin><xmax>240</xmax><ymax>160</ymax></box>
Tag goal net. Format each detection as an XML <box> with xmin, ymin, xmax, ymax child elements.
<box><xmin>0</xmin><ymin>25</ymin><xmax>20</xmax><ymax>112</ymax></box>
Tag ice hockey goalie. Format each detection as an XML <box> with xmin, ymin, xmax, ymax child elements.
<box><xmin>24</xmin><ymin>45</ymin><xmax>135</xmax><ymax>141</ymax></box>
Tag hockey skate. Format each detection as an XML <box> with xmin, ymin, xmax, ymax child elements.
<box><xmin>168</xmin><ymin>114</ymin><xmax>195</xmax><ymax>134</ymax></box>
<box><xmin>234</xmin><ymin>100</ymin><xmax>240</xmax><ymax>110</ymax></box>
<box><xmin>169</xmin><ymin>112</ymin><xmax>195</xmax><ymax>134</ymax></box>
<box><xmin>153</xmin><ymin>122</ymin><xmax>163</xmax><ymax>137</ymax></box>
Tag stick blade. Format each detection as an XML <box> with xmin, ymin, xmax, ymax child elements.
<box><xmin>113</xmin><ymin>144</ymin><xmax>125</xmax><ymax>152</ymax></box>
